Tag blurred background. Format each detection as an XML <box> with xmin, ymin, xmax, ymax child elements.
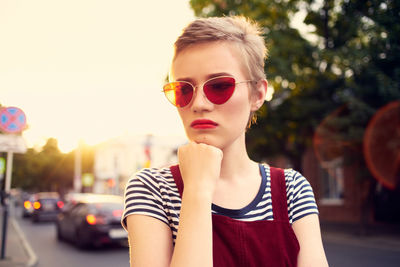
<box><xmin>1</xmin><ymin>0</ymin><xmax>399</xmax><ymax>267</ymax></box>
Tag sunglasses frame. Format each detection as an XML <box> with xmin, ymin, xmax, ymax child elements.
<box><xmin>163</xmin><ymin>76</ymin><xmax>255</xmax><ymax>108</ymax></box>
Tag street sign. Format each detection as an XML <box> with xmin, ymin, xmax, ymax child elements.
<box><xmin>0</xmin><ymin>134</ymin><xmax>27</xmax><ymax>153</ymax></box>
<box><xmin>0</xmin><ymin>107</ymin><xmax>27</xmax><ymax>134</ymax></box>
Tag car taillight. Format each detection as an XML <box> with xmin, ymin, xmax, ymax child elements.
<box><xmin>57</xmin><ymin>201</ymin><xmax>64</xmax><ymax>209</ymax></box>
<box><xmin>24</xmin><ymin>201</ymin><xmax>32</xmax><ymax>210</ymax></box>
<box><xmin>86</xmin><ymin>214</ymin><xmax>106</xmax><ymax>225</ymax></box>
<box><xmin>86</xmin><ymin>214</ymin><xmax>97</xmax><ymax>225</ymax></box>
<box><xmin>33</xmin><ymin>201</ymin><xmax>41</xmax><ymax>210</ymax></box>
<box><xmin>112</xmin><ymin>210</ymin><xmax>123</xmax><ymax>217</ymax></box>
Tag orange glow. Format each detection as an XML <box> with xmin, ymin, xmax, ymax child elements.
<box><xmin>112</xmin><ymin>210</ymin><xmax>123</xmax><ymax>217</ymax></box>
<box><xmin>86</xmin><ymin>214</ymin><xmax>97</xmax><ymax>225</ymax></box>
<box><xmin>364</xmin><ymin>100</ymin><xmax>400</xmax><ymax>190</ymax></box>
<box><xmin>24</xmin><ymin>201</ymin><xmax>32</xmax><ymax>210</ymax></box>
<box><xmin>33</xmin><ymin>201</ymin><xmax>41</xmax><ymax>210</ymax></box>
<box><xmin>107</xmin><ymin>179</ymin><xmax>115</xmax><ymax>188</ymax></box>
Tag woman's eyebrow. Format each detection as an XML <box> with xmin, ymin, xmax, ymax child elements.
<box><xmin>175</xmin><ymin>77</ymin><xmax>195</xmax><ymax>83</ymax></box>
<box><xmin>206</xmin><ymin>72</ymin><xmax>233</xmax><ymax>79</ymax></box>
<box><xmin>175</xmin><ymin>72</ymin><xmax>234</xmax><ymax>82</ymax></box>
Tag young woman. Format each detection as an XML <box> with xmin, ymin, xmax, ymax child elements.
<box><xmin>122</xmin><ymin>16</ymin><xmax>329</xmax><ymax>267</ymax></box>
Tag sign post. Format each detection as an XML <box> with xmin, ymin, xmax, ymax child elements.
<box><xmin>74</xmin><ymin>140</ymin><xmax>82</xmax><ymax>193</ymax></box>
<box><xmin>4</xmin><ymin>152</ymin><xmax>13</xmax><ymax>194</ymax></box>
<box><xmin>0</xmin><ymin>158</ymin><xmax>5</xmax><ymax>181</ymax></box>
<box><xmin>0</xmin><ymin>106</ymin><xmax>27</xmax><ymax>260</ymax></box>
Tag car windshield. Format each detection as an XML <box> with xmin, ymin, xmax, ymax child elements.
<box><xmin>40</xmin><ymin>198</ymin><xmax>58</xmax><ymax>203</ymax></box>
<box><xmin>92</xmin><ymin>202</ymin><xmax>123</xmax><ymax>212</ymax></box>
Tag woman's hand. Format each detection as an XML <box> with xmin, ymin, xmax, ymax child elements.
<box><xmin>178</xmin><ymin>141</ymin><xmax>223</xmax><ymax>198</ymax></box>
<box><xmin>171</xmin><ymin>141</ymin><xmax>222</xmax><ymax>267</ymax></box>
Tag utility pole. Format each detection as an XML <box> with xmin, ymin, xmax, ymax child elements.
<box><xmin>74</xmin><ymin>140</ymin><xmax>82</xmax><ymax>193</ymax></box>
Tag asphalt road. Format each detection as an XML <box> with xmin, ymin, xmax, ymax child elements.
<box><xmin>323</xmin><ymin>235</ymin><xmax>400</xmax><ymax>267</ymax></box>
<box><xmin>17</xmin><ymin>215</ymin><xmax>129</xmax><ymax>267</ymax></box>
<box><xmin>12</xmin><ymin>205</ymin><xmax>400</xmax><ymax>267</ymax></box>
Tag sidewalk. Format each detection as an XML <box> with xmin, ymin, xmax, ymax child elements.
<box><xmin>0</xmin><ymin>206</ymin><xmax>38</xmax><ymax>267</ymax></box>
<box><xmin>321</xmin><ymin>221</ymin><xmax>400</xmax><ymax>251</ymax></box>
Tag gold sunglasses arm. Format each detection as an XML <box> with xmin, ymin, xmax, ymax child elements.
<box><xmin>236</xmin><ymin>80</ymin><xmax>257</xmax><ymax>85</ymax></box>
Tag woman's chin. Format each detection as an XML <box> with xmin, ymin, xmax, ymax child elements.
<box><xmin>189</xmin><ymin>135</ymin><xmax>218</xmax><ymax>147</ymax></box>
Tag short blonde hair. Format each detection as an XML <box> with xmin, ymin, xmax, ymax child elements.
<box><xmin>173</xmin><ymin>16</ymin><xmax>268</xmax><ymax>127</ymax></box>
<box><xmin>174</xmin><ymin>16</ymin><xmax>267</xmax><ymax>81</ymax></box>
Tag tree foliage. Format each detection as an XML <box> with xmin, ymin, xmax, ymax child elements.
<box><xmin>8</xmin><ymin>138</ymin><xmax>94</xmax><ymax>194</ymax></box>
<box><xmin>10</xmin><ymin>138</ymin><xmax>73</xmax><ymax>192</ymax></box>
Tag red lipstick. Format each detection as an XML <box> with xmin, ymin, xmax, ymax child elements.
<box><xmin>190</xmin><ymin>119</ymin><xmax>218</xmax><ymax>129</ymax></box>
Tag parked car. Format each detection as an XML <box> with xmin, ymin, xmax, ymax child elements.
<box><xmin>56</xmin><ymin>194</ymin><xmax>127</xmax><ymax>249</ymax></box>
<box><xmin>63</xmin><ymin>192</ymin><xmax>91</xmax><ymax>206</ymax></box>
<box><xmin>30</xmin><ymin>192</ymin><xmax>64</xmax><ymax>222</ymax></box>
<box><xmin>22</xmin><ymin>194</ymin><xmax>34</xmax><ymax>218</ymax></box>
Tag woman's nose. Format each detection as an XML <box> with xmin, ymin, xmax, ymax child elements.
<box><xmin>190</xmin><ymin>86</ymin><xmax>213</xmax><ymax>112</ymax></box>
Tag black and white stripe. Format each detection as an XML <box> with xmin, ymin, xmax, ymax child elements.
<box><xmin>122</xmin><ymin>164</ymin><xmax>318</xmax><ymax>243</ymax></box>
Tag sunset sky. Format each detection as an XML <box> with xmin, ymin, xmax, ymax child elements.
<box><xmin>1</xmin><ymin>1</ymin><xmax>311</xmax><ymax>153</ymax></box>
<box><xmin>1</xmin><ymin>0</ymin><xmax>195</xmax><ymax>152</ymax></box>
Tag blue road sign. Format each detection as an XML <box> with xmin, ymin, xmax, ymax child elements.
<box><xmin>0</xmin><ymin>107</ymin><xmax>27</xmax><ymax>133</ymax></box>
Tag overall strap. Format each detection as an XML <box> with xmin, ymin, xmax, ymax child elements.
<box><xmin>269</xmin><ymin>167</ymin><xmax>289</xmax><ymax>222</ymax></box>
<box><xmin>170</xmin><ymin>165</ymin><xmax>184</xmax><ymax>197</ymax></box>
<box><xmin>171</xmin><ymin>165</ymin><xmax>289</xmax><ymax>221</ymax></box>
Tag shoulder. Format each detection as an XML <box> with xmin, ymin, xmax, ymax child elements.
<box><xmin>130</xmin><ymin>166</ymin><xmax>175</xmax><ymax>184</ymax></box>
<box><xmin>123</xmin><ymin>166</ymin><xmax>181</xmax><ymax>229</ymax></box>
<box><xmin>259</xmin><ymin>163</ymin><xmax>311</xmax><ymax>191</ymax></box>
<box><xmin>284</xmin><ymin>169</ymin><xmax>309</xmax><ymax>189</ymax></box>
<box><xmin>124</xmin><ymin>166</ymin><xmax>181</xmax><ymax>211</ymax></box>
<box><xmin>259</xmin><ymin>163</ymin><xmax>307</xmax><ymax>185</ymax></box>
<box><xmin>284</xmin><ymin>168</ymin><xmax>319</xmax><ymax>223</ymax></box>
<box><xmin>260</xmin><ymin>163</ymin><xmax>318</xmax><ymax>223</ymax></box>
<box><xmin>126</xmin><ymin>166</ymin><xmax>177</xmax><ymax>194</ymax></box>
<box><xmin>283</xmin><ymin>168</ymin><xmax>315</xmax><ymax>199</ymax></box>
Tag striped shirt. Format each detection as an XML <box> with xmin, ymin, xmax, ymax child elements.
<box><xmin>122</xmin><ymin>164</ymin><xmax>318</xmax><ymax>243</ymax></box>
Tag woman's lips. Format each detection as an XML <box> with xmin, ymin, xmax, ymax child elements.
<box><xmin>190</xmin><ymin>119</ymin><xmax>218</xmax><ymax>129</ymax></box>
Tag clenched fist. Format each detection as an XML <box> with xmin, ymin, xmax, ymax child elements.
<box><xmin>178</xmin><ymin>142</ymin><xmax>223</xmax><ymax>198</ymax></box>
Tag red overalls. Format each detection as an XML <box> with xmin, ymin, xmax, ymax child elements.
<box><xmin>170</xmin><ymin>165</ymin><xmax>300</xmax><ymax>267</ymax></box>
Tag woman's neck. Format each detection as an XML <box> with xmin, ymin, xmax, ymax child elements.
<box><xmin>219</xmin><ymin>134</ymin><xmax>258</xmax><ymax>182</ymax></box>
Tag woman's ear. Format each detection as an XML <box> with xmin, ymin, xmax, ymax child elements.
<box><xmin>251</xmin><ymin>79</ymin><xmax>268</xmax><ymax>111</ymax></box>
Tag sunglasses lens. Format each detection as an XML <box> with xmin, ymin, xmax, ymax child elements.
<box><xmin>163</xmin><ymin>82</ymin><xmax>194</xmax><ymax>107</ymax></box>
<box><xmin>204</xmin><ymin>77</ymin><xmax>236</xmax><ymax>104</ymax></box>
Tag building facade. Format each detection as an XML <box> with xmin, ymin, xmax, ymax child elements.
<box><xmin>93</xmin><ymin>134</ymin><xmax>186</xmax><ymax>195</ymax></box>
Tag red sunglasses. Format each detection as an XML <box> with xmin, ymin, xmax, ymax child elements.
<box><xmin>163</xmin><ymin>76</ymin><xmax>254</xmax><ymax>108</ymax></box>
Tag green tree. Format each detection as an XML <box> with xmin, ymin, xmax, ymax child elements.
<box><xmin>303</xmin><ymin>0</ymin><xmax>400</xmax><ymax>225</ymax></box>
<box><xmin>11</xmin><ymin>138</ymin><xmax>95</xmax><ymax>194</ymax></box>
<box><xmin>12</xmin><ymin>138</ymin><xmax>74</xmax><ymax>193</ymax></box>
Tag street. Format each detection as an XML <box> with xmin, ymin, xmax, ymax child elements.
<box><xmin>323</xmin><ymin>232</ymin><xmax>400</xmax><ymax>267</ymax></box>
<box><xmin>14</xmin><ymin>207</ymin><xmax>129</xmax><ymax>267</ymax></box>
<box><xmin>8</xmin><ymin>205</ymin><xmax>400</xmax><ymax>267</ymax></box>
